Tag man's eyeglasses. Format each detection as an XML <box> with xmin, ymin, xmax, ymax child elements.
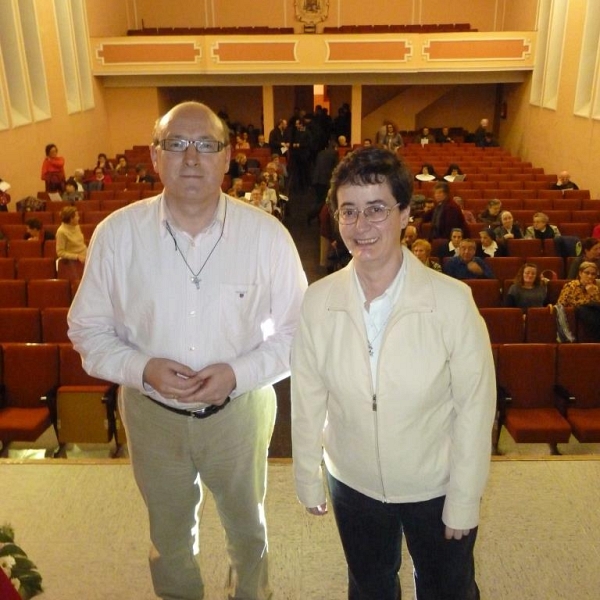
<box><xmin>334</xmin><ymin>202</ymin><xmax>400</xmax><ymax>225</ymax></box>
<box><xmin>159</xmin><ymin>139</ymin><xmax>226</xmax><ymax>153</ymax></box>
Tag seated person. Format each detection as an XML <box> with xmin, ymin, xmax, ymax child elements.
<box><xmin>478</xmin><ymin>199</ymin><xmax>502</xmax><ymax>226</ymax></box>
<box><xmin>415</xmin><ymin>163</ymin><xmax>438</xmax><ymax>182</ymax></box>
<box><xmin>443</xmin><ymin>238</ymin><xmax>494</xmax><ymax>280</ymax></box>
<box><xmin>402</xmin><ymin>224</ymin><xmax>418</xmax><ymax>250</ymax></box>
<box><xmin>568</xmin><ymin>237</ymin><xmax>600</xmax><ymax>279</ymax></box>
<box><xmin>412</xmin><ymin>238</ymin><xmax>442</xmax><ymax>272</ymax></box>
<box><xmin>436</xmin><ymin>127</ymin><xmax>454</xmax><ymax>144</ymax></box>
<box><xmin>505</xmin><ymin>263</ymin><xmax>548</xmax><ymax>311</ymax></box>
<box><xmin>436</xmin><ymin>227</ymin><xmax>464</xmax><ymax>258</ymax></box>
<box><xmin>337</xmin><ymin>135</ymin><xmax>349</xmax><ymax>148</ymax></box>
<box><xmin>24</xmin><ymin>218</ymin><xmax>54</xmax><ymax>242</ymax></box>
<box><xmin>481</xmin><ymin>132</ymin><xmax>498</xmax><ymax>147</ymax></box>
<box><xmin>56</xmin><ymin>206</ymin><xmax>87</xmax><ymax>263</ymax></box>
<box><xmin>477</xmin><ymin>228</ymin><xmax>507</xmax><ymax>258</ymax></box>
<box><xmin>418</xmin><ymin>127</ymin><xmax>435</xmax><ymax>145</ymax></box>
<box><xmin>96</xmin><ymin>153</ymin><xmax>114</xmax><ymax>174</ymax></box>
<box><xmin>558</xmin><ymin>261</ymin><xmax>600</xmax><ymax>340</ymax></box>
<box><xmin>114</xmin><ymin>156</ymin><xmax>129</xmax><ymax>176</ymax></box>
<box><xmin>258</xmin><ymin>179</ymin><xmax>279</xmax><ymax>215</ymax></box>
<box><xmin>551</xmin><ymin>170</ymin><xmax>579</xmax><ymax>191</ymax></box>
<box><xmin>254</xmin><ymin>134</ymin><xmax>268</xmax><ymax>149</ymax></box>
<box><xmin>494</xmin><ymin>210</ymin><xmax>523</xmax><ymax>240</ymax></box>
<box><xmin>248</xmin><ymin>186</ymin><xmax>273</xmax><ymax>214</ymax></box>
<box><xmin>227</xmin><ymin>178</ymin><xmax>246</xmax><ymax>198</ymax></box>
<box><xmin>235</xmin><ymin>132</ymin><xmax>251</xmax><ymax>149</ymax></box>
<box><xmin>453</xmin><ymin>196</ymin><xmax>477</xmax><ymax>226</ymax></box>
<box><xmin>135</xmin><ymin>163</ymin><xmax>155</xmax><ymax>184</ymax></box>
<box><xmin>87</xmin><ymin>167</ymin><xmax>107</xmax><ymax>192</ymax></box>
<box><xmin>443</xmin><ymin>163</ymin><xmax>464</xmax><ymax>182</ymax></box>
<box><xmin>62</xmin><ymin>178</ymin><xmax>84</xmax><ymax>202</ymax></box>
<box><xmin>362</xmin><ymin>138</ymin><xmax>373</xmax><ymax>147</ymax></box>
<box><xmin>524</xmin><ymin>212</ymin><xmax>561</xmax><ymax>239</ymax></box>
<box><xmin>229</xmin><ymin>153</ymin><xmax>248</xmax><ymax>178</ymax></box>
<box><xmin>72</xmin><ymin>168</ymin><xmax>87</xmax><ymax>193</ymax></box>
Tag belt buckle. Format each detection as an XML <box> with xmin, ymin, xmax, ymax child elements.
<box><xmin>190</xmin><ymin>405</ymin><xmax>218</xmax><ymax>419</ymax></box>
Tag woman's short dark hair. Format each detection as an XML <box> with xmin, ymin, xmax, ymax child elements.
<box><xmin>328</xmin><ymin>147</ymin><xmax>413</xmax><ymax>212</ymax></box>
<box><xmin>582</xmin><ymin>237</ymin><xmax>600</xmax><ymax>253</ymax></box>
<box><xmin>45</xmin><ymin>143</ymin><xmax>57</xmax><ymax>156</ymax></box>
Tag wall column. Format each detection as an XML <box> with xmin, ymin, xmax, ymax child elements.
<box><xmin>351</xmin><ymin>84</ymin><xmax>362</xmax><ymax>146</ymax></box>
<box><xmin>263</xmin><ymin>85</ymin><xmax>274</xmax><ymax>137</ymax></box>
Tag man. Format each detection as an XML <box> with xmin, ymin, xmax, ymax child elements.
<box><xmin>135</xmin><ymin>163</ymin><xmax>156</xmax><ymax>184</ymax></box>
<box><xmin>68</xmin><ymin>101</ymin><xmax>307</xmax><ymax>600</ymax></box>
<box><xmin>443</xmin><ymin>238</ymin><xmax>494</xmax><ymax>280</ymax></box>
<box><xmin>402</xmin><ymin>224</ymin><xmax>418</xmax><ymax>249</ymax></box>
<box><xmin>567</xmin><ymin>237</ymin><xmax>600</xmax><ymax>278</ymax></box>
<box><xmin>292</xmin><ymin>146</ymin><xmax>495</xmax><ymax>600</ymax></box>
<box><xmin>552</xmin><ymin>170</ymin><xmax>580</xmax><ymax>191</ymax></box>
<box><xmin>524</xmin><ymin>212</ymin><xmax>561</xmax><ymax>240</ymax></box>
<box><xmin>422</xmin><ymin>181</ymin><xmax>467</xmax><ymax>241</ymax></box>
<box><xmin>268</xmin><ymin>118</ymin><xmax>288</xmax><ymax>156</ymax></box>
<box><xmin>474</xmin><ymin>118</ymin><xmax>489</xmax><ymax>147</ymax></box>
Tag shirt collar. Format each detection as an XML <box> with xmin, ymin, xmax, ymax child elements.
<box><xmin>159</xmin><ymin>193</ymin><xmax>227</xmax><ymax>241</ymax></box>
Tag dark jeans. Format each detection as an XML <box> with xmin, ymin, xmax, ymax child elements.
<box><xmin>327</xmin><ymin>473</ymin><xmax>480</xmax><ymax>600</ymax></box>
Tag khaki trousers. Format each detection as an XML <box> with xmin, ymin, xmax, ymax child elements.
<box><xmin>120</xmin><ymin>386</ymin><xmax>276</xmax><ymax>600</ymax></box>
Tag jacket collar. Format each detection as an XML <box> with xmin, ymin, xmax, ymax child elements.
<box><xmin>327</xmin><ymin>247</ymin><xmax>437</xmax><ymax>316</ymax></box>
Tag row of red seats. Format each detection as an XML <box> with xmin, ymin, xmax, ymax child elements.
<box><xmin>0</xmin><ymin>279</ymin><xmax>79</xmax><ymax>309</ymax></box>
<box><xmin>0</xmin><ymin>307</ymin><xmax>69</xmax><ymax>343</ymax></box>
<box><xmin>492</xmin><ymin>343</ymin><xmax>600</xmax><ymax>454</ymax></box>
<box><xmin>0</xmin><ymin>257</ymin><xmax>84</xmax><ymax>280</ymax></box>
<box><xmin>0</xmin><ymin>342</ymin><xmax>123</xmax><ymax>457</ymax></box>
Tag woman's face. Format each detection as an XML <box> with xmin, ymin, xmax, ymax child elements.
<box><xmin>422</xmin><ymin>166</ymin><xmax>429</xmax><ymax>175</ymax></box>
<box><xmin>584</xmin><ymin>243</ymin><xmax>600</xmax><ymax>260</ymax></box>
<box><xmin>522</xmin><ymin>267</ymin><xmax>537</xmax><ymax>285</ymax></box>
<box><xmin>501</xmin><ymin>212</ymin><xmax>514</xmax><ymax>228</ymax></box>
<box><xmin>412</xmin><ymin>245</ymin><xmax>429</xmax><ymax>263</ymax></box>
<box><xmin>450</xmin><ymin>230</ymin><xmax>463</xmax><ymax>246</ymax></box>
<box><xmin>579</xmin><ymin>267</ymin><xmax>599</xmax><ymax>283</ymax></box>
<box><xmin>489</xmin><ymin>204</ymin><xmax>501</xmax><ymax>216</ymax></box>
<box><xmin>479</xmin><ymin>232</ymin><xmax>492</xmax><ymax>247</ymax></box>
<box><xmin>48</xmin><ymin>146</ymin><xmax>58</xmax><ymax>158</ymax></box>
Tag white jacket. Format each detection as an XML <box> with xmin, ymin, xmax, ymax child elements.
<box><xmin>291</xmin><ymin>249</ymin><xmax>496</xmax><ymax>529</ymax></box>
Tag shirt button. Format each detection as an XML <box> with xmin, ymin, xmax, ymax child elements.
<box><xmin>189</xmin><ymin>346</ymin><xmax>195</xmax><ymax>351</ymax></box>
<box><xmin>189</xmin><ymin>310</ymin><xmax>196</xmax><ymax>316</ymax></box>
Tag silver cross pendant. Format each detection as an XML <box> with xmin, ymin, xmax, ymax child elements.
<box><xmin>191</xmin><ymin>275</ymin><xmax>201</xmax><ymax>289</ymax></box>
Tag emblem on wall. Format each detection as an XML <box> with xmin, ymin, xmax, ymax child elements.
<box><xmin>295</xmin><ymin>0</ymin><xmax>329</xmax><ymax>25</ymax></box>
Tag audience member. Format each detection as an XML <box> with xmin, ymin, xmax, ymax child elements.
<box><xmin>558</xmin><ymin>262</ymin><xmax>600</xmax><ymax>308</ymax></box>
<box><xmin>227</xmin><ymin>177</ymin><xmax>245</xmax><ymax>199</ymax></box>
<box><xmin>524</xmin><ymin>212</ymin><xmax>561</xmax><ymax>240</ymax></box>
<box><xmin>337</xmin><ymin>135</ymin><xmax>348</xmax><ymax>148</ymax></box>
<box><xmin>421</xmin><ymin>181</ymin><xmax>467</xmax><ymax>240</ymax></box>
<box><xmin>436</xmin><ymin>127</ymin><xmax>454</xmax><ymax>143</ymax></box>
<box><xmin>248</xmin><ymin>186</ymin><xmax>273</xmax><ymax>213</ymax></box>
<box><xmin>505</xmin><ymin>263</ymin><xmax>548</xmax><ymax>311</ymax></box>
<box><xmin>96</xmin><ymin>153</ymin><xmax>114</xmax><ymax>174</ymax></box>
<box><xmin>362</xmin><ymin>138</ymin><xmax>372</xmax><ymax>147</ymax></box>
<box><xmin>380</xmin><ymin>123</ymin><xmax>404</xmax><ymax>152</ymax></box>
<box><xmin>567</xmin><ymin>237</ymin><xmax>600</xmax><ymax>279</ymax></box>
<box><xmin>289</xmin><ymin>117</ymin><xmax>313</xmax><ymax>192</ymax></box>
<box><xmin>412</xmin><ymin>238</ymin><xmax>442</xmax><ymax>272</ymax></box>
<box><xmin>443</xmin><ymin>163</ymin><xmax>464</xmax><ymax>182</ymax></box>
<box><xmin>41</xmin><ymin>143</ymin><xmax>66</xmax><ymax>192</ymax></box>
<box><xmin>268</xmin><ymin>118</ymin><xmax>289</xmax><ymax>155</ymax></box>
<box><xmin>551</xmin><ymin>171</ymin><xmax>579</xmax><ymax>191</ymax></box>
<box><xmin>477</xmin><ymin>228</ymin><xmax>507</xmax><ymax>257</ymax></box>
<box><xmin>478</xmin><ymin>199</ymin><xmax>502</xmax><ymax>226</ymax></box>
<box><xmin>494</xmin><ymin>210</ymin><xmax>523</xmax><ymax>240</ymax></box>
<box><xmin>308</xmin><ymin>139</ymin><xmax>338</xmax><ymax>225</ymax></box>
<box><xmin>255</xmin><ymin>134</ymin><xmax>268</xmax><ymax>149</ymax></box>
<box><xmin>228</xmin><ymin>153</ymin><xmax>248</xmax><ymax>178</ymax></box>
<box><xmin>418</xmin><ymin>127</ymin><xmax>435</xmax><ymax>145</ymax></box>
<box><xmin>415</xmin><ymin>163</ymin><xmax>439</xmax><ymax>182</ymax></box>
<box><xmin>454</xmin><ymin>196</ymin><xmax>477</xmax><ymax>226</ymax></box>
<box><xmin>56</xmin><ymin>206</ymin><xmax>86</xmax><ymax>262</ymax></box>
<box><xmin>235</xmin><ymin>132</ymin><xmax>251</xmax><ymax>149</ymax></box>
<box><xmin>114</xmin><ymin>156</ymin><xmax>129</xmax><ymax>176</ymax></box>
<box><xmin>24</xmin><ymin>218</ymin><xmax>54</xmax><ymax>242</ymax></box>
<box><xmin>443</xmin><ymin>238</ymin><xmax>494</xmax><ymax>280</ymax></box>
<box><xmin>135</xmin><ymin>163</ymin><xmax>155</xmax><ymax>184</ymax></box>
<box><xmin>62</xmin><ymin>178</ymin><xmax>85</xmax><ymax>202</ymax></box>
<box><xmin>258</xmin><ymin>179</ymin><xmax>279</xmax><ymax>215</ymax></box>
<box><xmin>0</xmin><ymin>179</ymin><xmax>10</xmax><ymax>212</ymax></box>
<box><xmin>402</xmin><ymin>224</ymin><xmax>418</xmax><ymax>249</ymax></box>
<box><xmin>593</xmin><ymin>223</ymin><xmax>600</xmax><ymax>240</ymax></box>
<box><xmin>87</xmin><ymin>167</ymin><xmax>107</xmax><ymax>192</ymax></box>
<box><xmin>72</xmin><ymin>168</ymin><xmax>86</xmax><ymax>193</ymax></box>
<box><xmin>436</xmin><ymin>228</ymin><xmax>464</xmax><ymax>259</ymax></box>
<box><xmin>474</xmin><ymin>118</ymin><xmax>489</xmax><ymax>147</ymax></box>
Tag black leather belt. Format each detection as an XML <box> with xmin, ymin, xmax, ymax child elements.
<box><xmin>145</xmin><ymin>395</ymin><xmax>231</xmax><ymax>419</ymax></box>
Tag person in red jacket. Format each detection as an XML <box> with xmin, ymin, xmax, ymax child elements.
<box><xmin>40</xmin><ymin>143</ymin><xmax>66</xmax><ymax>192</ymax></box>
<box><xmin>421</xmin><ymin>181</ymin><xmax>467</xmax><ymax>240</ymax></box>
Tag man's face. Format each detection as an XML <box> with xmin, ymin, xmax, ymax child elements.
<box><xmin>403</xmin><ymin>226</ymin><xmax>417</xmax><ymax>246</ymax></box>
<box><xmin>151</xmin><ymin>104</ymin><xmax>231</xmax><ymax>208</ymax></box>
<box><xmin>501</xmin><ymin>212</ymin><xmax>513</xmax><ymax>228</ymax></box>
<box><xmin>586</xmin><ymin>243</ymin><xmax>600</xmax><ymax>260</ymax></box>
<box><xmin>458</xmin><ymin>242</ymin><xmax>476</xmax><ymax>263</ymax></box>
<box><xmin>533</xmin><ymin>217</ymin><xmax>547</xmax><ymax>231</ymax></box>
<box><xmin>489</xmin><ymin>204</ymin><xmax>501</xmax><ymax>216</ymax></box>
<box><xmin>433</xmin><ymin>189</ymin><xmax>446</xmax><ymax>204</ymax></box>
<box><xmin>451</xmin><ymin>230</ymin><xmax>463</xmax><ymax>246</ymax></box>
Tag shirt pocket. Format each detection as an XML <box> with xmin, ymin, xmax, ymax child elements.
<box><xmin>219</xmin><ymin>283</ymin><xmax>264</xmax><ymax>342</ymax></box>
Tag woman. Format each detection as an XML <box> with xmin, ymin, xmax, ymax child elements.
<box><xmin>558</xmin><ymin>261</ymin><xmax>600</xmax><ymax>339</ymax></box>
<box><xmin>494</xmin><ymin>210</ymin><xmax>523</xmax><ymax>241</ymax></box>
<box><xmin>41</xmin><ymin>143</ymin><xmax>66</xmax><ymax>192</ymax></box>
<box><xmin>415</xmin><ymin>163</ymin><xmax>438</xmax><ymax>182</ymax></box>
<box><xmin>412</xmin><ymin>238</ymin><xmax>442</xmax><ymax>271</ymax></box>
<box><xmin>62</xmin><ymin>178</ymin><xmax>84</xmax><ymax>203</ymax></box>
<box><xmin>443</xmin><ymin>163</ymin><xmax>464</xmax><ymax>182</ymax></box>
<box><xmin>477</xmin><ymin>199</ymin><xmax>502</xmax><ymax>226</ymax></box>
<box><xmin>505</xmin><ymin>263</ymin><xmax>548</xmax><ymax>310</ymax></box>
<box><xmin>291</xmin><ymin>146</ymin><xmax>495</xmax><ymax>600</ymax></box>
<box><xmin>381</xmin><ymin>123</ymin><xmax>403</xmax><ymax>152</ymax></box>
<box><xmin>558</xmin><ymin>262</ymin><xmax>600</xmax><ymax>307</ymax></box>
<box><xmin>56</xmin><ymin>206</ymin><xmax>87</xmax><ymax>263</ymax></box>
<box><xmin>567</xmin><ymin>237</ymin><xmax>600</xmax><ymax>279</ymax></box>
<box><xmin>477</xmin><ymin>228</ymin><xmax>507</xmax><ymax>258</ymax></box>
<box><xmin>524</xmin><ymin>212</ymin><xmax>561</xmax><ymax>239</ymax></box>
<box><xmin>96</xmin><ymin>153</ymin><xmax>114</xmax><ymax>174</ymax></box>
